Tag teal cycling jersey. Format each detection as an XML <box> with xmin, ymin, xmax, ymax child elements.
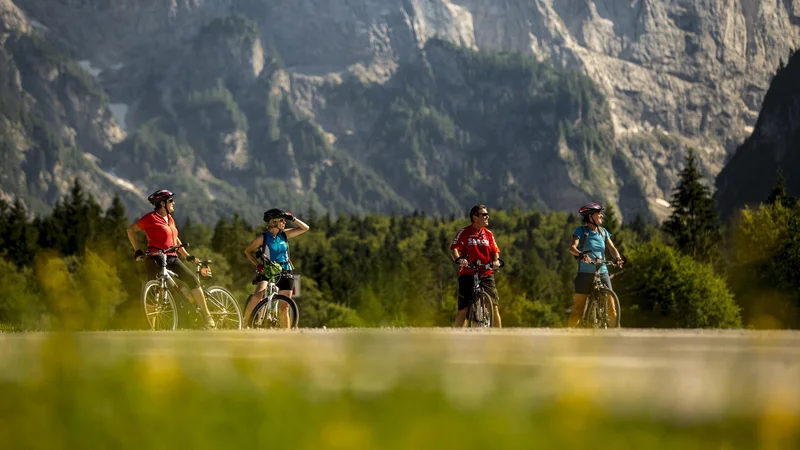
<box><xmin>262</xmin><ymin>231</ymin><xmax>292</xmax><ymax>271</ymax></box>
<box><xmin>574</xmin><ymin>226</ymin><xmax>611</xmax><ymax>274</ymax></box>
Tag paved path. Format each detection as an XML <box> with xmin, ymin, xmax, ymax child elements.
<box><xmin>3</xmin><ymin>328</ymin><xmax>799</xmax><ymax>418</ymax></box>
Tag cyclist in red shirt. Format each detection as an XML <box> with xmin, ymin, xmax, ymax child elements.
<box><xmin>126</xmin><ymin>189</ymin><xmax>215</xmax><ymax>329</ymax></box>
<box><xmin>449</xmin><ymin>204</ymin><xmax>502</xmax><ymax>328</ymax></box>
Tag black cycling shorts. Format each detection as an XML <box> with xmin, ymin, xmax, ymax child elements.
<box><xmin>457</xmin><ymin>274</ymin><xmax>498</xmax><ymax>310</ymax></box>
<box><xmin>145</xmin><ymin>256</ymin><xmax>201</xmax><ymax>290</ymax></box>
<box><xmin>255</xmin><ymin>271</ymin><xmax>295</xmax><ymax>292</ymax></box>
<box><xmin>573</xmin><ymin>272</ymin><xmax>612</xmax><ymax>295</ymax></box>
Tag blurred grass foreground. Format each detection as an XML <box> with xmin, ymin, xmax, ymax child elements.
<box><xmin>1</xmin><ymin>329</ymin><xmax>799</xmax><ymax>450</ymax></box>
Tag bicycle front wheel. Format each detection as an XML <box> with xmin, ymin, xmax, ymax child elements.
<box><xmin>204</xmin><ymin>286</ymin><xmax>243</xmax><ymax>329</ymax></box>
<box><xmin>142</xmin><ymin>280</ymin><xmax>178</xmax><ymax>331</ymax></box>
<box><xmin>598</xmin><ymin>288</ymin><xmax>621</xmax><ymax>328</ymax></box>
<box><xmin>467</xmin><ymin>291</ymin><xmax>493</xmax><ymax>328</ymax></box>
<box><xmin>249</xmin><ymin>294</ymin><xmax>299</xmax><ymax>329</ymax></box>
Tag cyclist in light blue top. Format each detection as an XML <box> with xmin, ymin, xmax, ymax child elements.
<box><xmin>567</xmin><ymin>202</ymin><xmax>624</xmax><ymax>328</ymax></box>
<box><xmin>263</xmin><ymin>228</ymin><xmax>292</xmax><ymax>271</ymax></box>
<box><xmin>244</xmin><ymin>208</ymin><xmax>310</xmax><ymax>326</ymax></box>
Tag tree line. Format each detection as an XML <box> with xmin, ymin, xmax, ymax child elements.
<box><xmin>0</xmin><ymin>149</ymin><xmax>797</xmax><ymax>330</ymax></box>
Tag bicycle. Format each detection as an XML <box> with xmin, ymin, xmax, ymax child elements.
<box><xmin>454</xmin><ymin>256</ymin><xmax>504</xmax><ymax>328</ymax></box>
<box><xmin>247</xmin><ymin>270</ymin><xmax>299</xmax><ymax>329</ymax></box>
<box><xmin>577</xmin><ymin>258</ymin><xmax>623</xmax><ymax>329</ymax></box>
<box><xmin>141</xmin><ymin>243</ymin><xmax>243</xmax><ymax>330</ymax></box>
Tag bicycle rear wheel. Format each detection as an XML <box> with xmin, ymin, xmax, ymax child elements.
<box><xmin>249</xmin><ymin>294</ymin><xmax>299</xmax><ymax>329</ymax></box>
<box><xmin>467</xmin><ymin>291</ymin><xmax>493</xmax><ymax>328</ymax></box>
<box><xmin>204</xmin><ymin>286</ymin><xmax>243</xmax><ymax>329</ymax></box>
<box><xmin>142</xmin><ymin>280</ymin><xmax>178</xmax><ymax>331</ymax></box>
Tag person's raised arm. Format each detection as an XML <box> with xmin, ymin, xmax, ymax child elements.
<box><xmin>284</xmin><ymin>213</ymin><xmax>309</xmax><ymax>239</ymax></box>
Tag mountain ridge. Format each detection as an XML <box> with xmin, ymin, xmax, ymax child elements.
<box><xmin>2</xmin><ymin>0</ymin><xmax>799</xmax><ymax>223</ymax></box>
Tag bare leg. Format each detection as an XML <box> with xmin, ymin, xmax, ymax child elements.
<box><xmin>605</xmin><ymin>293</ymin><xmax>619</xmax><ymax>328</ymax></box>
<box><xmin>454</xmin><ymin>308</ymin><xmax>468</xmax><ymax>327</ymax></box>
<box><xmin>244</xmin><ymin>281</ymin><xmax>268</xmax><ymax>323</ymax></box>
<box><xmin>190</xmin><ymin>287</ymin><xmax>215</xmax><ymax>328</ymax></box>
<box><xmin>492</xmin><ymin>305</ymin><xmax>502</xmax><ymax>328</ymax></box>
<box><xmin>278</xmin><ymin>289</ymin><xmax>293</xmax><ymax>328</ymax></box>
<box><xmin>568</xmin><ymin>294</ymin><xmax>588</xmax><ymax>327</ymax></box>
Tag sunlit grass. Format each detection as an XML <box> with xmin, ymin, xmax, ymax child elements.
<box><xmin>1</xmin><ymin>330</ymin><xmax>799</xmax><ymax>449</ymax></box>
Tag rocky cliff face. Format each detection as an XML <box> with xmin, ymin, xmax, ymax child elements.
<box><xmin>714</xmin><ymin>48</ymin><xmax>800</xmax><ymax>218</ymax></box>
<box><xmin>0</xmin><ymin>0</ymin><xmax>138</xmax><ymax>212</ymax></box>
<box><xmin>8</xmin><ymin>0</ymin><xmax>800</xmax><ymax>220</ymax></box>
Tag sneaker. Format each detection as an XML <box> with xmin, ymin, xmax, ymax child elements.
<box><xmin>202</xmin><ymin>315</ymin><xmax>216</xmax><ymax>330</ymax></box>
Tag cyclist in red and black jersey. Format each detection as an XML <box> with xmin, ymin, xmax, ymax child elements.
<box><xmin>449</xmin><ymin>204</ymin><xmax>502</xmax><ymax>328</ymax></box>
<box><xmin>126</xmin><ymin>189</ymin><xmax>215</xmax><ymax>329</ymax></box>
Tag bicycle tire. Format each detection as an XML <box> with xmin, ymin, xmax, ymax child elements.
<box><xmin>598</xmin><ymin>287</ymin><xmax>621</xmax><ymax>328</ymax></box>
<box><xmin>249</xmin><ymin>294</ymin><xmax>299</xmax><ymax>329</ymax></box>
<box><xmin>142</xmin><ymin>280</ymin><xmax>178</xmax><ymax>331</ymax></box>
<box><xmin>467</xmin><ymin>291</ymin><xmax>493</xmax><ymax>328</ymax></box>
<box><xmin>581</xmin><ymin>297</ymin><xmax>598</xmax><ymax>328</ymax></box>
<box><xmin>204</xmin><ymin>286</ymin><xmax>243</xmax><ymax>329</ymax></box>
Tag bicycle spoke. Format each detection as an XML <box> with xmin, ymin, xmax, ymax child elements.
<box><xmin>143</xmin><ymin>281</ymin><xmax>178</xmax><ymax>331</ymax></box>
<box><xmin>203</xmin><ymin>288</ymin><xmax>242</xmax><ymax>329</ymax></box>
<box><xmin>206</xmin><ymin>296</ymin><xmax>225</xmax><ymax>310</ymax></box>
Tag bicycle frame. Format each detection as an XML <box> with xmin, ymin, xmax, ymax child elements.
<box><xmin>146</xmin><ymin>245</ymin><xmax>182</xmax><ymax>291</ymax></box>
<box><xmin>145</xmin><ymin>244</ymin><xmax>204</xmax><ymax>322</ymax></box>
<box><xmin>580</xmin><ymin>258</ymin><xmax>622</xmax><ymax>327</ymax></box>
<box><xmin>453</xmin><ymin>256</ymin><xmax>504</xmax><ymax>326</ymax></box>
<box><xmin>252</xmin><ymin>277</ymin><xmax>282</xmax><ymax>324</ymax></box>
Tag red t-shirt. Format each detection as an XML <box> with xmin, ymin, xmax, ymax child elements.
<box><xmin>450</xmin><ymin>226</ymin><xmax>500</xmax><ymax>277</ymax></box>
<box><xmin>136</xmin><ymin>212</ymin><xmax>179</xmax><ymax>255</ymax></box>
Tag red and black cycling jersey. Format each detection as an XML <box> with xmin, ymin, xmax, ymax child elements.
<box><xmin>136</xmin><ymin>212</ymin><xmax>179</xmax><ymax>255</ymax></box>
<box><xmin>450</xmin><ymin>226</ymin><xmax>500</xmax><ymax>277</ymax></box>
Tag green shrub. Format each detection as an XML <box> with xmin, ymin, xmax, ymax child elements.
<box><xmin>616</xmin><ymin>242</ymin><xmax>741</xmax><ymax>328</ymax></box>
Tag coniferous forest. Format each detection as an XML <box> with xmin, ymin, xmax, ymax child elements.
<box><xmin>1</xmin><ymin>149</ymin><xmax>797</xmax><ymax>331</ymax></box>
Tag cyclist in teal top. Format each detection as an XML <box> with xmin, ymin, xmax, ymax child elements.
<box><xmin>567</xmin><ymin>202</ymin><xmax>624</xmax><ymax>327</ymax></box>
<box><xmin>243</xmin><ymin>208</ymin><xmax>309</xmax><ymax>325</ymax></box>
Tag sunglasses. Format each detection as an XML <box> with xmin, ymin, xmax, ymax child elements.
<box><xmin>476</xmin><ymin>213</ymin><xmax>489</xmax><ymax>217</ymax></box>
<box><xmin>167</xmin><ymin>199</ymin><xmax>175</xmax><ymax>204</ymax></box>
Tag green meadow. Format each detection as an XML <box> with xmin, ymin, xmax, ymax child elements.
<box><xmin>2</xmin><ymin>329</ymin><xmax>799</xmax><ymax>450</ymax></box>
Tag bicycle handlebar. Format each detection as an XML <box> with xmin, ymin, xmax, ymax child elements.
<box><xmin>584</xmin><ymin>257</ymin><xmax>625</xmax><ymax>268</ymax></box>
<box><xmin>453</xmin><ymin>256</ymin><xmax>505</xmax><ymax>271</ymax></box>
<box><xmin>145</xmin><ymin>243</ymin><xmax>187</xmax><ymax>257</ymax></box>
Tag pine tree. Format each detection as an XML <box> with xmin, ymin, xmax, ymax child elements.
<box><xmin>0</xmin><ymin>199</ymin><xmax>8</xmax><ymax>252</ymax></box>
<box><xmin>2</xmin><ymin>198</ymin><xmax>38</xmax><ymax>267</ymax></box>
<box><xmin>211</xmin><ymin>213</ymin><xmax>254</xmax><ymax>287</ymax></box>
<box><xmin>663</xmin><ymin>149</ymin><xmax>721</xmax><ymax>262</ymax></box>
<box><xmin>765</xmin><ymin>168</ymin><xmax>796</xmax><ymax>207</ymax></box>
<box><xmin>102</xmin><ymin>193</ymin><xmax>130</xmax><ymax>252</ymax></box>
<box><xmin>629</xmin><ymin>213</ymin><xmax>646</xmax><ymax>238</ymax></box>
<box><xmin>63</xmin><ymin>178</ymin><xmax>103</xmax><ymax>255</ymax></box>
<box><xmin>38</xmin><ymin>178</ymin><xmax>104</xmax><ymax>256</ymax></box>
<box><xmin>180</xmin><ymin>216</ymin><xmax>212</xmax><ymax>248</ymax></box>
<box><xmin>603</xmin><ymin>203</ymin><xmax>620</xmax><ymax>235</ymax></box>
<box><xmin>603</xmin><ymin>203</ymin><xmax>623</xmax><ymax>252</ymax></box>
<box><xmin>37</xmin><ymin>200</ymin><xmax>66</xmax><ymax>252</ymax></box>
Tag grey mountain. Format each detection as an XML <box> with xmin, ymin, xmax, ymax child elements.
<box><xmin>3</xmin><ymin>0</ymin><xmax>799</xmax><ymax>222</ymax></box>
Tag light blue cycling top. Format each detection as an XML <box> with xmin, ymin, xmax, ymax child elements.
<box><xmin>574</xmin><ymin>226</ymin><xmax>611</xmax><ymax>274</ymax></box>
<box><xmin>263</xmin><ymin>231</ymin><xmax>292</xmax><ymax>271</ymax></box>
